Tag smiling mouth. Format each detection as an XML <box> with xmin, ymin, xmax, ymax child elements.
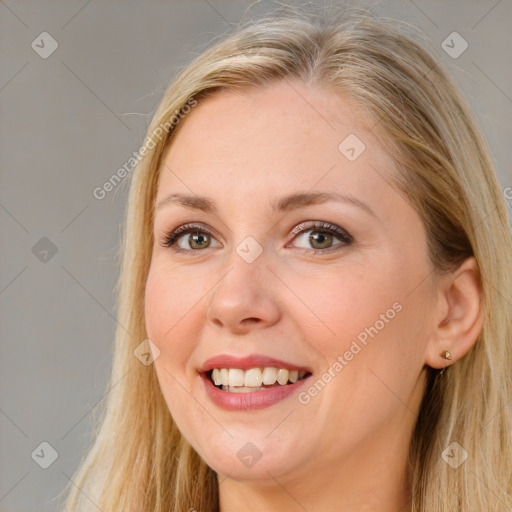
<box><xmin>206</xmin><ymin>367</ymin><xmax>312</xmax><ymax>393</ymax></box>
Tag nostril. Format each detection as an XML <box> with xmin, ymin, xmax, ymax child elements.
<box><xmin>242</xmin><ymin>318</ymin><xmax>261</xmax><ymax>324</ymax></box>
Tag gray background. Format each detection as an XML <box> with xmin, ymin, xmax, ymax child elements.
<box><xmin>0</xmin><ymin>0</ymin><xmax>510</xmax><ymax>510</ymax></box>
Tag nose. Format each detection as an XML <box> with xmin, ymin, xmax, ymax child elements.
<box><xmin>206</xmin><ymin>251</ymin><xmax>281</xmax><ymax>335</ymax></box>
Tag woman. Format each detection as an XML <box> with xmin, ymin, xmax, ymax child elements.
<box><xmin>61</xmin><ymin>5</ymin><xmax>512</xmax><ymax>512</ymax></box>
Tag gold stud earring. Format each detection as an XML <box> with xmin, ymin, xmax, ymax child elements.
<box><xmin>436</xmin><ymin>350</ymin><xmax>453</xmax><ymax>378</ymax></box>
<box><xmin>440</xmin><ymin>350</ymin><xmax>453</xmax><ymax>360</ymax></box>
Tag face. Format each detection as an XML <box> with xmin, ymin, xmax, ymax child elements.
<box><xmin>145</xmin><ymin>80</ymin><xmax>437</xmax><ymax>485</ymax></box>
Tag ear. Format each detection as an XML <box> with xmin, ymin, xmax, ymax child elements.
<box><xmin>424</xmin><ymin>256</ymin><xmax>484</xmax><ymax>369</ymax></box>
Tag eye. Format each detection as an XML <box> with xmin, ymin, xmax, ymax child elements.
<box><xmin>159</xmin><ymin>223</ymin><xmax>221</xmax><ymax>253</ymax></box>
<box><xmin>287</xmin><ymin>221</ymin><xmax>353</xmax><ymax>253</ymax></box>
<box><xmin>159</xmin><ymin>220</ymin><xmax>353</xmax><ymax>255</ymax></box>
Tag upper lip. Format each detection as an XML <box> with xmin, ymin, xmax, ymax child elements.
<box><xmin>198</xmin><ymin>354</ymin><xmax>312</xmax><ymax>373</ymax></box>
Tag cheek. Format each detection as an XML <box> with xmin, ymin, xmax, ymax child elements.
<box><xmin>144</xmin><ymin>266</ymin><xmax>203</xmax><ymax>423</ymax></box>
<box><xmin>289</xmin><ymin>260</ymin><xmax>428</xmax><ymax>412</ymax></box>
<box><xmin>144</xmin><ymin>265</ymin><xmax>201</xmax><ymax>367</ymax></box>
<box><xmin>285</xmin><ymin>263</ymin><xmax>403</xmax><ymax>358</ymax></box>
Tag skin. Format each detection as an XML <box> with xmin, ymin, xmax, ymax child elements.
<box><xmin>144</xmin><ymin>79</ymin><xmax>483</xmax><ymax>512</ymax></box>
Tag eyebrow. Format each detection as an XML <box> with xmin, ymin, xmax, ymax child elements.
<box><xmin>154</xmin><ymin>191</ymin><xmax>376</xmax><ymax>217</ymax></box>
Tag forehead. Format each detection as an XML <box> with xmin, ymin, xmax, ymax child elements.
<box><xmin>156</xmin><ymin>80</ymin><xmax>398</xmax><ymax>210</ymax></box>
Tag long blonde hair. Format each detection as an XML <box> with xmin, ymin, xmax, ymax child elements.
<box><xmin>60</xmin><ymin>5</ymin><xmax>512</xmax><ymax>511</ymax></box>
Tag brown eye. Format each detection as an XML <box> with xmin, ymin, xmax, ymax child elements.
<box><xmin>185</xmin><ymin>232</ymin><xmax>211</xmax><ymax>250</ymax></box>
<box><xmin>160</xmin><ymin>223</ymin><xmax>221</xmax><ymax>252</ymax></box>
<box><xmin>308</xmin><ymin>230</ymin><xmax>335</xmax><ymax>249</ymax></box>
<box><xmin>289</xmin><ymin>221</ymin><xmax>353</xmax><ymax>253</ymax></box>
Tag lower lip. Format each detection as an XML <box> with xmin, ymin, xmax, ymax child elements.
<box><xmin>200</xmin><ymin>372</ymin><xmax>311</xmax><ymax>411</ymax></box>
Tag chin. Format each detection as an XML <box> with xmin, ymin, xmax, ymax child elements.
<box><xmin>195</xmin><ymin>436</ymin><xmax>306</xmax><ymax>483</ymax></box>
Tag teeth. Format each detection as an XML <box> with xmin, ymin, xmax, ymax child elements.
<box><xmin>209</xmin><ymin>367</ymin><xmax>309</xmax><ymax>389</ymax></box>
<box><xmin>244</xmin><ymin>368</ymin><xmax>263</xmax><ymax>387</ymax></box>
<box><xmin>262</xmin><ymin>367</ymin><xmax>277</xmax><ymax>385</ymax></box>
<box><xmin>219</xmin><ymin>368</ymin><xmax>229</xmax><ymax>386</ymax></box>
<box><xmin>223</xmin><ymin>385</ymin><xmax>265</xmax><ymax>393</ymax></box>
<box><xmin>228</xmin><ymin>368</ymin><xmax>245</xmax><ymax>387</ymax></box>
<box><xmin>276</xmin><ymin>369</ymin><xmax>289</xmax><ymax>385</ymax></box>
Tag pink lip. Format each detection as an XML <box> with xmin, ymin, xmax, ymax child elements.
<box><xmin>198</xmin><ymin>354</ymin><xmax>313</xmax><ymax>411</ymax></box>
<box><xmin>200</xmin><ymin>371</ymin><xmax>312</xmax><ymax>411</ymax></box>
<box><xmin>198</xmin><ymin>354</ymin><xmax>311</xmax><ymax>373</ymax></box>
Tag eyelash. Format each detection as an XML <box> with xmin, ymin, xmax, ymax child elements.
<box><xmin>159</xmin><ymin>221</ymin><xmax>353</xmax><ymax>255</ymax></box>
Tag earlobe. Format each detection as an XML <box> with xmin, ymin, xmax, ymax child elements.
<box><xmin>425</xmin><ymin>256</ymin><xmax>484</xmax><ymax>369</ymax></box>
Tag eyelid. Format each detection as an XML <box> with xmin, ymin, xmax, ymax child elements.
<box><xmin>289</xmin><ymin>220</ymin><xmax>351</xmax><ymax>239</ymax></box>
